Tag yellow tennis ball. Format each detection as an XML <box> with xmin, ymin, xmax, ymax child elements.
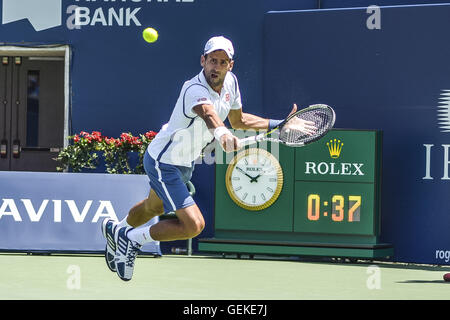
<box><xmin>143</xmin><ymin>27</ymin><xmax>158</xmax><ymax>43</ymax></box>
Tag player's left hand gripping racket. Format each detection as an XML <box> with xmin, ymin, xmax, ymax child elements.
<box><xmin>239</xmin><ymin>104</ymin><xmax>336</xmax><ymax>147</ymax></box>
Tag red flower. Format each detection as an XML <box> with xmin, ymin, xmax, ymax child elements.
<box><xmin>72</xmin><ymin>130</ymin><xmax>156</xmax><ymax>149</ymax></box>
<box><xmin>120</xmin><ymin>133</ymin><xmax>132</xmax><ymax>142</ymax></box>
<box><xmin>145</xmin><ymin>131</ymin><xmax>157</xmax><ymax>139</ymax></box>
<box><xmin>91</xmin><ymin>131</ymin><xmax>102</xmax><ymax>142</ymax></box>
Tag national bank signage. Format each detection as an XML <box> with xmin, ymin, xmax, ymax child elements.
<box><xmin>2</xmin><ymin>0</ymin><xmax>196</xmax><ymax>31</ymax></box>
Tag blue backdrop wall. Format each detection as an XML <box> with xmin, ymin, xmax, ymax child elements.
<box><xmin>0</xmin><ymin>0</ymin><xmax>318</xmax><ymax>253</ymax></box>
<box><xmin>263</xmin><ymin>4</ymin><xmax>450</xmax><ymax>265</ymax></box>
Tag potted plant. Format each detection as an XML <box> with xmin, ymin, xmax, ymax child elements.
<box><xmin>56</xmin><ymin>130</ymin><xmax>157</xmax><ymax>174</ymax></box>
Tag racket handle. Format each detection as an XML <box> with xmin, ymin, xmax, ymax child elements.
<box><xmin>239</xmin><ymin>134</ymin><xmax>262</xmax><ymax>147</ymax></box>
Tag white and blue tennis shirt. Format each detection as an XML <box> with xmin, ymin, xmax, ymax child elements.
<box><xmin>148</xmin><ymin>70</ymin><xmax>242</xmax><ymax>167</ymax></box>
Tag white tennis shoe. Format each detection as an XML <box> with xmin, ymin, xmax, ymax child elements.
<box><xmin>101</xmin><ymin>218</ymin><xmax>117</xmax><ymax>272</ymax></box>
<box><xmin>114</xmin><ymin>226</ymin><xmax>142</xmax><ymax>281</ymax></box>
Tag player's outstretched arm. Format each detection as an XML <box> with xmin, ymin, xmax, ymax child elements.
<box><xmin>228</xmin><ymin>104</ymin><xmax>298</xmax><ymax>131</ymax></box>
<box><xmin>228</xmin><ymin>104</ymin><xmax>315</xmax><ymax>134</ymax></box>
<box><xmin>228</xmin><ymin>108</ymin><xmax>270</xmax><ymax>130</ymax></box>
<box><xmin>193</xmin><ymin>104</ymin><xmax>241</xmax><ymax>152</ymax></box>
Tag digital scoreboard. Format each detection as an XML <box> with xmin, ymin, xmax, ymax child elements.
<box><xmin>199</xmin><ymin>129</ymin><xmax>393</xmax><ymax>260</ymax></box>
<box><xmin>293</xmin><ymin>130</ymin><xmax>380</xmax><ymax>237</ymax></box>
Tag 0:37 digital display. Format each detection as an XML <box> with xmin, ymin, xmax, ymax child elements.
<box><xmin>307</xmin><ymin>194</ymin><xmax>361</xmax><ymax>222</ymax></box>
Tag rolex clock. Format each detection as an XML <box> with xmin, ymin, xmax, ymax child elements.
<box><xmin>225</xmin><ymin>148</ymin><xmax>283</xmax><ymax>211</ymax></box>
<box><xmin>200</xmin><ymin>130</ymin><xmax>393</xmax><ymax>261</ymax></box>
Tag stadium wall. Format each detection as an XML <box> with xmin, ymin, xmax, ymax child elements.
<box><xmin>263</xmin><ymin>4</ymin><xmax>450</xmax><ymax>265</ymax></box>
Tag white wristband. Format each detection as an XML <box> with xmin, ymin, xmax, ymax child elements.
<box><xmin>214</xmin><ymin>126</ymin><xmax>232</xmax><ymax>141</ymax></box>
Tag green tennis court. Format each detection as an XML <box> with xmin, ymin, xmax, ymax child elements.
<box><xmin>1</xmin><ymin>253</ymin><xmax>449</xmax><ymax>300</ymax></box>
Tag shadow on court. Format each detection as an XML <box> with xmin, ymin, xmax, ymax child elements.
<box><xmin>397</xmin><ymin>280</ymin><xmax>450</xmax><ymax>284</ymax></box>
<box><xmin>195</xmin><ymin>252</ymin><xmax>450</xmax><ymax>272</ymax></box>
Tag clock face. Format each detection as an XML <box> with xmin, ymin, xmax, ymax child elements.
<box><xmin>225</xmin><ymin>148</ymin><xmax>283</xmax><ymax>211</ymax></box>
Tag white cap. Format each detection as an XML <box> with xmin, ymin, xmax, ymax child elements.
<box><xmin>204</xmin><ymin>36</ymin><xmax>234</xmax><ymax>59</ymax></box>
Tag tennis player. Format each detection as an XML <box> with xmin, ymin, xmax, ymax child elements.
<box><xmin>101</xmin><ymin>36</ymin><xmax>316</xmax><ymax>281</ymax></box>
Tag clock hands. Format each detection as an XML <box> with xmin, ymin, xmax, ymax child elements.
<box><xmin>236</xmin><ymin>166</ymin><xmax>275</xmax><ymax>183</ymax></box>
<box><xmin>235</xmin><ymin>166</ymin><xmax>258</xmax><ymax>183</ymax></box>
<box><xmin>251</xmin><ymin>167</ymin><xmax>276</xmax><ymax>183</ymax></box>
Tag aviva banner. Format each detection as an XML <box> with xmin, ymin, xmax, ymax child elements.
<box><xmin>0</xmin><ymin>171</ymin><xmax>161</xmax><ymax>255</ymax></box>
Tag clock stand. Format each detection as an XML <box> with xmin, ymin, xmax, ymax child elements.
<box><xmin>198</xmin><ymin>129</ymin><xmax>394</xmax><ymax>260</ymax></box>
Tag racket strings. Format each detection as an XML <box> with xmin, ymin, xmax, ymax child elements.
<box><xmin>279</xmin><ymin>109</ymin><xmax>334</xmax><ymax>145</ymax></box>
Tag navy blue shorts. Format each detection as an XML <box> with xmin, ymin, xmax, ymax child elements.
<box><xmin>143</xmin><ymin>151</ymin><xmax>195</xmax><ymax>214</ymax></box>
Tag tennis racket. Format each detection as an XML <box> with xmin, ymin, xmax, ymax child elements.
<box><xmin>240</xmin><ymin>104</ymin><xmax>335</xmax><ymax>147</ymax></box>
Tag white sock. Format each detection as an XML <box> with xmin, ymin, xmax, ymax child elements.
<box><xmin>127</xmin><ymin>226</ymin><xmax>155</xmax><ymax>245</ymax></box>
<box><xmin>115</xmin><ymin>216</ymin><xmax>132</xmax><ymax>229</ymax></box>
